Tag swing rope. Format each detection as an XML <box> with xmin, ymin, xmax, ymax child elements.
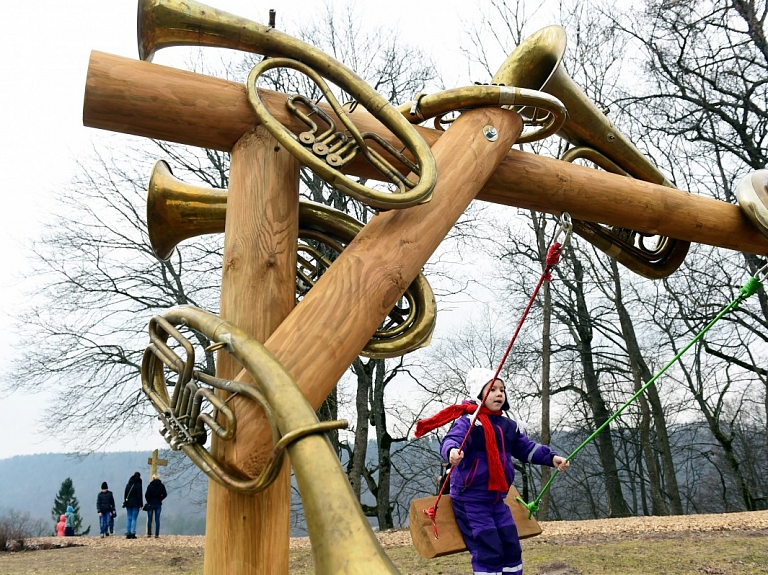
<box><xmin>422</xmin><ymin>213</ymin><xmax>573</xmax><ymax>539</ymax></box>
<box><xmin>517</xmin><ymin>266</ymin><xmax>768</xmax><ymax>519</ymax></box>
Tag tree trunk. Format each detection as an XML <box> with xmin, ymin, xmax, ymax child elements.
<box><xmin>693</xmin><ymin>389</ymin><xmax>757</xmax><ymax>511</ymax></box>
<box><xmin>532</xmin><ymin>213</ymin><xmax>553</xmax><ymax>521</ymax></box>
<box><xmin>611</xmin><ymin>259</ymin><xmax>669</xmax><ymax>516</ymax></box>
<box><xmin>371</xmin><ymin>360</ymin><xmax>395</xmax><ymax>530</ymax></box>
<box><xmin>349</xmin><ymin>358</ymin><xmax>373</xmax><ymax>500</ymax></box>
<box><xmin>317</xmin><ymin>389</ymin><xmax>340</xmax><ymax>457</ymax></box>
<box><xmin>568</xmin><ymin>254</ymin><xmax>631</xmax><ymax>518</ymax></box>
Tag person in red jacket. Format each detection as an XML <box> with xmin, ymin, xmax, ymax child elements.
<box><xmin>56</xmin><ymin>514</ymin><xmax>66</xmax><ymax>537</ymax></box>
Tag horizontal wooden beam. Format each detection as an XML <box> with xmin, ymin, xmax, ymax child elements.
<box><xmin>83</xmin><ymin>50</ymin><xmax>768</xmax><ymax>256</ymax></box>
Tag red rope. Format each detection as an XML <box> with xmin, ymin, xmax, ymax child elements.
<box><xmin>423</xmin><ymin>242</ymin><xmax>564</xmax><ymax>539</ymax></box>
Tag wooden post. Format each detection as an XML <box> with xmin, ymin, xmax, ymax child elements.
<box><xmin>202</xmin><ymin>126</ymin><xmax>299</xmax><ymax>575</ymax></box>
<box><xmin>147</xmin><ymin>449</ymin><xmax>168</xmax><ymax>479</ymax></box>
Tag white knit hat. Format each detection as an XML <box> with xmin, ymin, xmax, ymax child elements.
<box><xmin>465</xmin><ymin>367</ymin><xmax>509</xmax><ymax>411</ymax></box>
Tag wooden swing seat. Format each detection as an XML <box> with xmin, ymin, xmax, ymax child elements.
<box><xmin>409</xmin><ymin>485</ymin><xmax>542</xmax><ymax>558</ymax></box>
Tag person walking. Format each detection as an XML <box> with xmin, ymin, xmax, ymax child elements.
<box><xmin>144</xmin><ymin>474</ymin><xmax>168</xmax><ymax>538</ymax></box>
<box><xmin>122</xmin><ymin>472</ymin><xmax>143</xmax><ymax>539</ymax></box>
<box><xmin>96</xmin><ymin>483</ymin><xmax>115</xmax><ymax>538</ymax></box>
<box><xmin>64</xmin><ymin>505</ymin><xmax>76</xmax><ymax>537</ymax></box>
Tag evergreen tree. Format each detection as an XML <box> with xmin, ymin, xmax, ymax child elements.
<box><xmin>51</xmin><ymin>477</ymin><xmax>90</xmax><ymax>535</ymax></box>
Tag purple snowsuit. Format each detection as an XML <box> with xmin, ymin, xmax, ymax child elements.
<box><xmin>441</xmin><ymin>405</ymin><xmax>557</xmax><ymax>574</ymax></box>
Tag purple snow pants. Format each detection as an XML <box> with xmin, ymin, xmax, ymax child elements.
<box><xmin>452</xmin><ymin>496</ymin><xmax>523</xmax><ymax>574</ymax></box>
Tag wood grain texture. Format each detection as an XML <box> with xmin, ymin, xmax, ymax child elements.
<box><xmin>220</xmin><ymin>107</ymin><xmax>523</xmax><ymax>477</ymax></box>
<box><xmin>408</xmin><ymin>487</ymin><xmax>542</xmax><ymax>559</ymax></box>
<box><xmin>83</xmin><ymin>51</ymin><xmax>768</xmax><ymax>255</ymax></box>
<box><xmin>202</xmin><ymin>127</ymin><xmax>298</xmax><ymax>575</ymax></box>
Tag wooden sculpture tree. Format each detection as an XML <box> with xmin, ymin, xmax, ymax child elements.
<box><xmin>81</xmin><ymin>2</ymin><xmax>768</xmax><ymax>574</ymax></box>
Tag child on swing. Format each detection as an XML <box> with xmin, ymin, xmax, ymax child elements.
<box><xmin>417</xmin><ymin>367</ymin><xmax>569</xmax><ymax>575</ymax></box>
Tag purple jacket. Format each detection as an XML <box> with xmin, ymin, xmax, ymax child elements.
<box><xmin>441</xmin><ymin>404</ymin><xmax>557</xmax><ymax>501</ymax></box>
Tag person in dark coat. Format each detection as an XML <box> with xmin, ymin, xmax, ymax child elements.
<box><xmin>417</xmin><ymin>368</ymin><xmax>570</xmax><ymax>575</ymax></box>
<box><xmin>96</xmin><ymin>483</ymin><xmax>115</xmax><ymax>538</ymax></box>
<box><xmin>144</xmin><ymin>474</ymin><xmax>168</xmax><ymax>538</ymax></box>
<box><xmin>122</xmin><ymin>472</ymin><xmax>143</xmax><ymax>539</ymax></box>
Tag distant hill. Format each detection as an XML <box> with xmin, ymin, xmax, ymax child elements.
<box><xmin>0</xmin><ymin>451</ymin><xmax>207</xmax><ymax>535</ymax></box>
<box><xmin>0</xmin><ymin>439</ymin><xmax>434</xmax><ymax>537</ymax></box>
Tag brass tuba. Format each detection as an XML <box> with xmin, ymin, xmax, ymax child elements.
<box><xmin>146</xmin><ymin>159</ymin><xmax>436</xmax><ymax>358</ymax></box>
<box><xmin>495</xmin><ymin>26</ymin><xmax>690</xmax><ymax>279</ymax></box>
<box><xmin>141</xmin><ymin>306</ymin><xmax>401</xmax><ymax>572</ymax></box>
<box><xmin>138</xmin><ymin>0</ymin><xmax>436</xmax><ymax>210</ymax></box>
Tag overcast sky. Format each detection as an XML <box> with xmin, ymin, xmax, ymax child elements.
<box><xmin>0</xmin><ymin>0</ymin><xmax>560</xmax><ymax>460</ymax></box>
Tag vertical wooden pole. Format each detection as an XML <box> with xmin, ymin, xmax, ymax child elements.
<box><xmin>203</xmin><ymin>126</ymin><xmax>299</xmax><ymax>575</ymax></box>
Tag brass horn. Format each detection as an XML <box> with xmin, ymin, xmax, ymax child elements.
<box><xmin>147</xmin><ymin>160</ymin><xmax>435</xmax><ymax>358</ymax></box>
<box><xmin>147</xmin><ymin>160</ymin><xmax>226</xmax><ymax>261</ymax></box>
<box><xmin>138</xmin><ymin>0</ymin><xmax>436</xmax><ymax>210</ymax></box>
<box><xmin>497</xmin><ymin>26</ymin><xmax>690</xmax><ymax>279</ymax></box>
<box><xmin>397</xmin><ymin>85</ymin><xmax>567</xmax><ymax>144</ymax></box>
<box><xmin>736</xmin><ymin>169</ymin><xmax>768</xmax><ymax>240</ymax></box>
<box><xmin>141</xmin><ymin>305</ymin><xmax>401</xmax><ymax>572</ymax></box>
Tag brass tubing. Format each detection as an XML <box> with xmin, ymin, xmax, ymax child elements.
<box><xmin>138</xmin><ymin>0</ymin><xmax>437</xmax><ymax>209</ymax></box>
<box><xmin>194</xmin><ymin>387</ymin><xmax>235</xmax><ymax>440</ymax></box>
<box><xmin>83</xmin><ymin>51</ymin><xmax>768</xmax><ymax>255</ymax></box>
<box><xmin>146</xmin><ymin>160</ymin><xmax>437</xmax><ymax>357</ymax></box>
<box><xmin>159</xmin><ymin>305</ymin><xmax>401</xmax><ymax>574</ymax></box>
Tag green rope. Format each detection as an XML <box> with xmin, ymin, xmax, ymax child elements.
<box><xmin>517</xmin><ymin>274</ymin><xmax>764</xmax><ymax>518</ymax></box>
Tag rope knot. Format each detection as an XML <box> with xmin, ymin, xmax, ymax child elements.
<box><xmin>423</xmin><ymin>506</ymin><xmax>439</xmax><ymax>539</ymax></box>
<box><xmin>546</xmin><ymin>243</ymin><xmax>563</xmax><ymax>267</ymax></box>
<box><xmin>741</xmin><ymin>277</ymin><xmax>762</xmax><ymax>299</ymax></box>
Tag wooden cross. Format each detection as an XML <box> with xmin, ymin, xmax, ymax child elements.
<box><xmin>147</xmin><ymin>449</ymin><xmax>168</xmax><ymax>478</ymax></box>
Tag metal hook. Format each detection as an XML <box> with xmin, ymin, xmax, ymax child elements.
<box><xmin>552</xmin><ymin>211</ymin><xmax>573</xmax><ymax>247</ymax></box>
<box><xmin>754</xmin><ymin>261</ymin><xmax>768</xmax><ymax>282</ymax></box>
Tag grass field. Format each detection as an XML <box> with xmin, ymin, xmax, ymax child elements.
<box><xmin>2</xmin><ymin>512</ymin><xmax>767</xmax><ymax>575</ymax></box>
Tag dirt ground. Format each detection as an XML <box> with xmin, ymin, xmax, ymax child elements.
<box><xmin>2</xmin><ymin>510</ymin><xmax>767</xmax><ymax>574</ymax></box>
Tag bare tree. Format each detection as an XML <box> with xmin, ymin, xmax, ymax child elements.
<box><xmin>6</xmin><ymin>143</ymin><xmax>223</xmax><ymax>450</ymax></box>
<box><xmin>610</xmin><ymin>0</ymin><xmax>768</xmax><ymax>509</ymax></box>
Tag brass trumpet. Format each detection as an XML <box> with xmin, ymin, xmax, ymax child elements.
<box><xmin>496</xmin><ymin>26</ymin><xmax>690</xmax><ymax>279</ymax></box>
<box><xmin>147</xmin><ymin>160</ymin><xmax>436</xmax><ymax>358</ymax></box>
<box><xmin>141</xmin><ymin>305</ymin><xmax>400</xmax><ymax>572</ymax></box>
<box><xmin>138</xmin><ymin>0</ymin><xmax>436</xmax><ymax>210</ymax></box>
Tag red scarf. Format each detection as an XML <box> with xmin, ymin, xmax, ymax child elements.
<box><xmin>416</xmin><ymin>403</ymin><xmax>509</xmax><ymax>492</ymax></box>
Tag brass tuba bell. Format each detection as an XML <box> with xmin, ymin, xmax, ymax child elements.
<box><xmin>146</xmin><ymin>160</ymin><xmax>436</xmax><ymax>358</ymax></box>
<box><xmin>496</xmin><ymin>26</ymin><xmax>690</xmax><ymax>279</ymax></box>
<box><xmin>147</xmin><ymin>160</ymin><xmax>227</xmax><ymax>261</ymax></box>
<box><xmin>137</xmin><ymin>0</ymin><xmax>437</xmax><ymax>211</ymax></box>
